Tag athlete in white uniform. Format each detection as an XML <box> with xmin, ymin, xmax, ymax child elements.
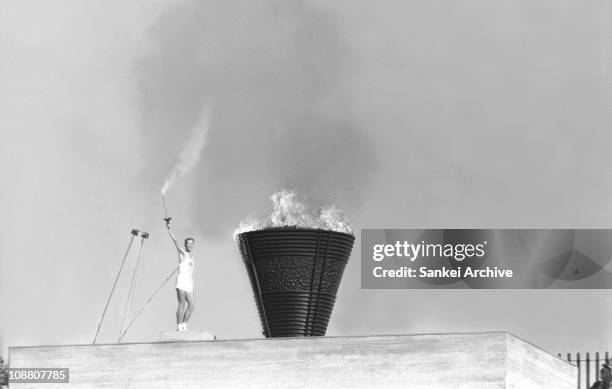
<box><xmin>166</xmin><ymin>220</ymin><xmax>195</xmax><ymax>331</ymax></box>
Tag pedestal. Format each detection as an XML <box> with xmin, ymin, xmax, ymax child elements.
<box><xmin>9</xmin><ymin>332</ymin><xmax>576</xmax><ymax>388</ymax></box>
<box><xmin>159</xmin><ymin>330</ymin><xmax>216</xmax><ymax>342</ymax></box>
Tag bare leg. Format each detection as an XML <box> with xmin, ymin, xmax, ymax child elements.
<box><xmin>184</xmin><ymin>292</ymin><xmax>195</xmax><ymax>324</ymax></box>
<box><xmin>176</xmin><ymin>289</ymin><xmax>187</xmax><ymax>325</ymax></box>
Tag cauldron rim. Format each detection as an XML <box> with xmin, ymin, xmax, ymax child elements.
<box><xmin>238</xmin><ymin>226</ymin><xmax>355</xmax><ymax>239</ymax></box>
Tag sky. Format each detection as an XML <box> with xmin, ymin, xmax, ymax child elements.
<box><xmin>1</xmin><ymin>0</ymin><xmax>612</xmax><ymax>361</ymax></box>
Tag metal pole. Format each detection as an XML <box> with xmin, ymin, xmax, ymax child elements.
<box><xmin>92</xmin><ymin>231</ymin><xmax>137</xmax><ymax>344</ymax></box>
<box><xmin>587</xmin><ymin>352</ymin><xmax>591</xmax><ymax>389</ymax></box>
<box><xmin>597</xmin><ymin>352</ymin><xmax>601</xmax><ymax>381</ymax></box>
<box><xmin>118</xmin><ymin>267</ymin><xmax>178</xmax><ymax>342</ymax></box>
<box><xmin>578</xmin><ymin>353</ymin><xmax>582</xmax><ymax>389</ymax></box>
<box><xmin>118</xmin><ymin>235</ymin><xmax>147</xmax><ymax>343</ymax></box>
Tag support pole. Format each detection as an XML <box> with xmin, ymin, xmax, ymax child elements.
<box><xmin>92</xmin><ymin>230</ymin><xmax>138</xmax><ymax>344</ymax></box>
<box><xmin>118</xmin><ymin>234</ymin><xmax>148</xmax><ymax>343</ymax></box>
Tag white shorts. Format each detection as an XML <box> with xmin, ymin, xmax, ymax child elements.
<box><xmin>176</xmin><ymin>274</ymin><xmax>193</xmax><ymax>293</ymax></box>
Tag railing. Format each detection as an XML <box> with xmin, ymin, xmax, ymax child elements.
<box><xmin>558</xmin><ymin>352</ymin><xmax>610</xmax><ymax>389</ymax></box>
<box><xmin>0</xmin><ymin>357</ymin><xmax>6</xmax><ymax>387</ymax></box>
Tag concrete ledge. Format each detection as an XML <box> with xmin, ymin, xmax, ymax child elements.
<box><xmin>9</xmin><ymin>332</ymin><xmax>576</xmax><ymax>389</ymax></box>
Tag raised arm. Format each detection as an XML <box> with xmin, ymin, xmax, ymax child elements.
<box><xmin>165</xmin><ymin>220</ymin><xmax>182</xmax><ymax>253</ymax></box>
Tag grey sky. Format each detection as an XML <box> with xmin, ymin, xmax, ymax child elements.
<box><xmin>1</xmin><ymin>0</ymin><xmax>611</xmax><ymax>359</ymax></box>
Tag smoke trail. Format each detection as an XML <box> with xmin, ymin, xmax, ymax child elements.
<box><xmin>160</xmin><ymin>108</ymin><xmax>210</xmax><ymax>195</ymax></box>
<box><xmin>139</xmin><ymin>2</ymin><xmax>379</xmax><ymax>238</ymax></box>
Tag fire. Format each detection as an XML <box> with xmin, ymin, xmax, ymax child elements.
<box><xmin>318</xmin><ymin>204</ymin><xmax>352</xmax><ymax>233</ymax></box>
<box><xmin>269</xmin><ymin>190</ymin><xmax>316</xmax><ymax>228</ymax></box>
<box><xmin>234</xmin><ymin>190</ymin><xmax>353</xmax><ymax>238</ymax></box>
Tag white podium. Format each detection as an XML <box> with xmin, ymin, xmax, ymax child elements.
<box><xmin>159</xmin><ymin>330</ymin><xmax>216</xmax><ymax>342</ymax></box>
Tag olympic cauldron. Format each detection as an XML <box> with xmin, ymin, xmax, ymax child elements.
<box><xmin>237</xmin><ymin>227</ymin><xmax>354</xmax><ymax>337</ymax></box>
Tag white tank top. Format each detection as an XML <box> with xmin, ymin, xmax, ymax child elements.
<box><xmin>178</xmin><ymin>250</ymin><xmax>194</xmax><ymax>277</ymax></box>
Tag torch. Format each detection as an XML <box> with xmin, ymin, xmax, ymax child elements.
<box><xmin>162</xmin><ymin>194</ymin><xmax>172</xmax><ymax>224</ymax></box>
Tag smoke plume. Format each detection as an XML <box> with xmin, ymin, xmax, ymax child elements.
<box><xmin>139</xmin><ymin>1</ymin><xmax>378</xmax><ymax>237</ymax></box>
<box><xmin>160</xmin><ymin>108</ymin><xmax>210</xmax><ymax>196</ymax></box>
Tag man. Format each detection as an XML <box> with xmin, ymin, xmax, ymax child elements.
<box><xmin>165</xmin><ymin>219</ymin><xmax>195</xmax><ymax>332</ymax></box>
<box><xmin>591</xmin><ymin>364</ymin><xmax>612</xmax><ymax>389</ymax></box>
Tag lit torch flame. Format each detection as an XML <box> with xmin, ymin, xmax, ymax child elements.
<box><xmin>234</xmin><ymin>190</ymin><xmax>353</xmax><ymax>239</ymax></box>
